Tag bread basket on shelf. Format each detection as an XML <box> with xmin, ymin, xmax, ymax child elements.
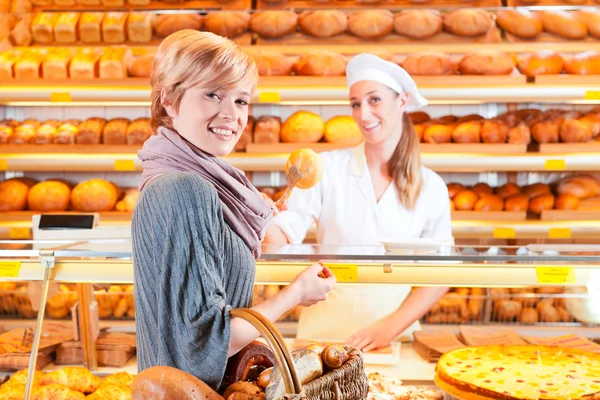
<box><xmin>230</xmin><ymin>308</ymin><xmax>369</xmax><ymax>400</ymax></box>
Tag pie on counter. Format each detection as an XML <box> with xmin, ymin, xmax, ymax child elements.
<box><xmin>435</xmin><ymin>345</ymin><xmax>600</xmax><ymax>400</ymax></box>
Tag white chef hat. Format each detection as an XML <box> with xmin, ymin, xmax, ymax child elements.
<box><xmin>346</xmin><ymin>53</ymin><xmax>428</xmax><ymax>112</ymax></box>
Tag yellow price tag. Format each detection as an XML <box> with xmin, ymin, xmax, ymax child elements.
<box><xmin>584</xmin><ymin>91</ymin><xmax>600</xmax><ymax>101</ymax></box>
<box><xmin>549</xmin><ymin>228</ymin><xmax>571</xmax><ymax>239</ymax></box>
<box><xmin>536</xmin><ymin>266</ymin><xmax>576</xmax><ymax>285</ymax></box>
<box><xmin>9</xmin><ymin>228</ymin><xmax>31</xmax><ymax>240</ymax></box>
<box><xmin>544</xmin><ymin>159</ymin><xmax>566</xmax><ymax>170</ymax></box>
<box><xmin>0</xmin><ymin>160</ymin><xmax>7</xmax><ymax>171</ymax></box>
<box><xmin>494</xmin><ymin>227</ymin><xmax>515</xmax><ymax>239</ymax></box>
<box><xmin>259</xmin><ymin>92</ymin><xmax>281</xmax><ymax>103</ymax></box>
<box><xmin>324</xmin><ymin>263</ymin><xmax>358</xmax><ymax>283</ymax></box>
<box><xmin>114</xmin><ymin>160</ymin><xmax>136</xmax><ymax>171</ymax></box>
<box><xmin>50</xmin><ymin>92</ymin><xmax>72</xmax><ymax>102</ymax></box>
<box><xmin>0</xmin><ymin>261</ymin><xmax>21</xmax><ymax>278</ymax></box>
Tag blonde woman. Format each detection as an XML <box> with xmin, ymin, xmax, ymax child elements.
<box><xmin>132</xmin><ymin>30</ymin><xmax>335</xmax><ymax>390</ymax></box>
<box><xmin>266</xmin><ymin>53</ymin><xmax>451</xmax><ymax>352</ymax></box>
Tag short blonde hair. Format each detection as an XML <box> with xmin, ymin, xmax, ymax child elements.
<box><xmin>150</xmin><ymin>29</ymin><xmax>258</xmax><ymax>133</ymax></box>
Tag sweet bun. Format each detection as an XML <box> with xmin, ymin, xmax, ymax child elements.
<box><xmin>541</xmin><ymin>11</ymin><xmax>588</xmax><ymax>39</ymax></box>
<box><xmin>452</xmin><ymin>121</ymin><xmax>481</xmax><ymax>143</ymax></box>
<box><xmin>447</xmin><ymin>183</ymin><xmax>465</xmax><ymax>199</ymax></box>
<box><xmin>481</xmin><ymin>120</ymin><xmax>509</xmax><ymax>143</ymax></box>
<box><xmin>401</xmin><ymin>52</ymin><xmax>457</xmax><ymax>76</ymax></box>
<box><xmin>495</xmin><ymin>9</ymin><xmax>542</xmax><ymax>38</ymax></box>
<box><xmin>423</xmin><ymin>124</ymin><xmax>452</xmax><ymax>143</ymax></box>
<box><xmin>299</xmin><ymin>10</ymin><xmax>347</xmax><ymax>38</ymax></box>
<box><xmin>436</xmin><ymin>115</ymin><xmax>458</xmax><ymax>124</ymax></box>
<box><xmin>504</xmin><ymin>194</ymin><xmax>529</xmax><ymax>212</ymax></box>
<box><xmin>348</xmin><ymin>10</ymin><xmax>393</xmax><ymax>39</ymax></box>
<box><xmin>578</xmin><ymin>9</ymin><xmax>600</xmax><ymax>38</ymax></box>
<box><xmin>454</xmin><ymin>189</ymin><xmax>479</xmax><ymax>211</ymax></box>
<box><xmin>414</xmin><ymin>124</ymin><xmax>425</xmax><ymax>142</ymax></box>
<box><xmin>250</xmin><ymin>11</ymin><xmax>298</xmax><ymax>39</ymax></box>
<box><xmin>281</xmin><ymin>111</ymin><xmax>324</xmax><ymax>142</ymax></box>
<box><xmin>517</xmin><ymin>51</ymin><xmax>564</xmax><ymax>77</ymax></box>
<box><xmin>555</xmin><ymin>193</ymin><xmax>580</xmax><ymax>210</ymax></box>
<box><xmin>578</xmin><ymin>113</ymin><xmax>600</xmax><ymax>137</ymax></box>
<box><xmin>560</xmin><ymin>119</ymin><xmax>593</xmax><ymax>143</ymax></box>
<box><xmin>293</xmin><ymin>52</ymin><xmax>346</xmax><ymax>76</ymax></box>
<box><xmin>324</xmin><ymin>115</ymin><xmax>363</xmax><ymax>146</ymax></box>
<box><xmin>131</xmin><ymin>366</ymin><xmax>223</xmax><ymax>400</ymax></box>
<box><xmin>473</xmin><ymin>182</ymin><xmax>494</xmax><ymax>197</ymax></box>
<box><xmin>443</xmin><ymin>9</ymin><xmax>493</xmax><ymax>37</ymax></box>
<box><xmin>409</xmin><ymin>111</ymin><xmax>431</xmax><ymax>124</ymax></box>
<box><xmin>203</xmin><ymin>12</ymin><xmax>249</xmax><ymax>38</ymax></box>
<box><xmin>71</xmin><ymin>179</ymin><xmax>120</xmax><ymax>212</ymax></box>
<box><xmin>522</xmin><ymin>182</ymin><xmax>551</xmax><ymax>198</ymax></box>
<box><xmin>556</xmin><ymin>175</ymin><xmax>599</xmax><ymax>198</ymax></box>
<box><xmin>531</xmin><ymin>120</ymin><xmax>560</xmax><ymax>144</ymax></box>
<box><xmin>393</xmin><ymin>10</ymin><xmax>442</xmax><ymax>39</ymax></box>
<box><xmin>508</xmin><ymin>123</ymin><xmax>532</xmax><ymax>144</ymax></box>
<box><xmin>153</xmin><ymin>15</ymin><xmax>203</xmax><ymax>38</ymax></box>
<box><xmin>456</xmin><ymin>114</ymin><xmax>484</xmax><ymax>123</ymax></box>
<box><xmin>27</xmin><ymin>180</ymin><xmax>71</xmax><ymax>212</ymax></box>
<box><xmin>459</xmin><ymin>51</ymin><xmax>515</xmax><ymax>75</ymax></box>
<box><xmin>496</xmin><ymin>183</ymin><xmax>521</xmax><ymax>198</ymax></box>
<box><xmin>286</xmin><ymin>148</ymin><xmax>324</xmax><ymax>189</ymax></box>
<box><xmin>529</xmin><ymin>193</ymin><xmax>555</xmax><ymax>214</ymax></box>
<box><xmin>254</xmin><ymin>53</ymin><xmax>293</xmax><ymax>76</ymax></box>
<box><xmin>474</xmin><ymin>194</ymin><xmax>504</xmax><ymax>211</ymax></box>
<box><xmin>0</xmin><ymin>179</ymin><xmax>30</xmax><ymax>211</ymax></box>
<box><xmin>564</xmin><ymin>51</ymin><xmax>600</xmax><ymax>75</ymax></box>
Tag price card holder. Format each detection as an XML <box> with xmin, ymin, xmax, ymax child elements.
<box><xmin>0</xmin><ymin>261</ymin><xmax>21</xmax><ymax>278</ymax></box>
<box><xmin>114</xmin><ymin>160</ymin><xmax>136</xmax><ymax>171</ymax></box>
<box><xmin>549</xmin><ymin>228</ymin><xmax>571</xmax><ymax>239</ymax></box>
<box><xmin>323</xmin><ymin>263</ymin><xmax>358</xmax><ymax>283</ymax></box>
<box><xmin>544</xmin><ymin>159</ymin><xmax>566</xmax><ymax>171</ymax></box>
<box><xmin>38</xmin><ymin>214</ymin><xmax>95</xmax><ymax>230</ymax></box>
<box><xmin>50</xmin><ymin>92</ymin><xmax>72</xmax><ymax>103</ymax></box>
<box><xmin>494</xmin><ymin>227</ymin><xmax>516</xmax><ymax>239</ymax></box>
<box><xmin>584</xmin><ymin>91</ymin><xmax>600</xmax><ymax>101</ymax></box>
<box><xmin>259</xmin><ymin>92</ymin><xmax>281</xmax><ymax>103</ymax></box>
<box><xmin>0</xmin><ymin>160</ymin><xmax>7</xmax><ymax>171</ymax></box>
<box><xmin>9</xmin><ymin>228</ymin><xmax>31</xmax><ymax>240</ymax></box>
<box><xmin>536</xmin><ymin>266</ymin><xmax>576</xmax><ymax>285</ymax></box>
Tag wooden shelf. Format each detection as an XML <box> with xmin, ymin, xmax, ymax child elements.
<box><xmin>451</xmin><ymin>211</ymin><xmax>527</xmax><ymax>221</ymax></box>
<box><xmin>34</xmin><ymin>0</ymin><xmax>252</xmax><ymax>12</ymax></box>
<box><xmin>256</xmin><ymin>0</ymin><xmax>501</xmax><ymax>10</ymax></box>
<box><xmin>541</xmin><ymin>210</ymin><xmax>600</xmax><ymax>221</ymax></box>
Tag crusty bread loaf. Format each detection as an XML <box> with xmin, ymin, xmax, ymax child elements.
<box><xmin>129</xmin><ymin>53</ymin><xmax>154</xmax><ymax>78</ymax></box>
<box><xmin>541</xmin><ymin>11</ymin><xmax>588</xmax><ymax>39</ymax></box>
<box><xmin>293</xmin><ymin>52</ymin><xmax>346</xmax><ymax>76</ymax></box>
<box><xmin>557</xmin><ymin>175</ymin><xmax>599</xmax><ymax>199</ymax></box>
<box><xmin>517</xmin><ymin>50</ymin><xmax>564</xmax><ymax>77</ymax></box>
<box><xmin>564</xmin><ymin>51</ymin><xmax>600</xmax><ymax>75</ymax></box>
<box><xmin>394</xmin><ymin>10</ymin><xmax>442</xmax><ymax>39</ymax></box>
<box><xmin>495</xmin><ymin>9</ymin><xmax>542</xmax><ymax>39</ymax></box>
<box><xmin>348</xmin><ymin>10</ymin><xmax>393</xmax><ymax>39</ymax></box>
<box><xmin>204</xmin><ymin>11</ymin><xmax>250</xmax><ymax>39</ymax></box>
<box><xmin>131</xmin><ymin>366</ymin><xmax>224</xmax><ymax>400</ymax></box>
<box><xmin>459</xmin><ymin>51</ymin><xmax>514</xmax><ymax>75</ymax></box>
<box><xmin>254</xmin><ymin>53</ymin><xmax>293</xmax><ymax>76</ymax></box>
<box><xmin>254</xmin><ymin>116</ymin><xmax>281</xmax><ymax>144</ymax></box>
<box><xmin>299</xmin><ymin>10</ymin><xmax>347</xmax><ymax>38</ymax></box>
<box><xmin>0</xmin><ymin>179</ymin><xmax>29</xmax><ymax>211</ymax></box>
<box><xmin>250</xmin><ymin>11</ymin><xmax>297</xmax><ymax>39</ymax></box>
<box><xmin>27</xmin><ymin>180</ymin><xmax>71</xmax><ymax>212</ymax></box>
<box><xmin>578</xmin><ymin>8</ymin><xmax>600</xmax><ymax>38</ymax></box>
<box><xmin>235</xmin><ymin>116</ymin><xmax>253</xmax><ymax>152</ymax></box>
<box><xmin>153</xmin><ymin>14</ymin><xmax>203</xmax><ymax>38</ymax></box>
<box><xmin>401</xmin><ymin>52</ymin><xmax>456</xmax><ymax>76</ymax></box>
<box><xmin>443</xmin><ymin>9</ymin><xmax>492</xmax><ymax>37</ymax></box>
<box><xmin>71</xmin><ymin>179</ymin><xmax>120</xmax><ymax>212</ymax></box>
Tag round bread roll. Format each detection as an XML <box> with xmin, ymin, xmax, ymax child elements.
<box><xmin>286</xmin><ymin>148</ymin><xmax>324</xmax><ymax>189</ymax></box>
<box><xmin>299</xmin><ymin>10</ymin><xmax>347</xmax><ymax>38</ymax></box>
<box><xmin>71</xmin><ymin>179</ymin><xmax>120</xmax><ymax>212</ymax></box>
<box><xmin>531</xmin><ymin>119</ymin><xmax>560</xmax><ymax>144</ymax></box>
<box><xmin>459</xmin><ymin>51</ymin><xmax>515</xmax><ymax>75</ymax></box>
<box><xmin>393</xmin><ymin>10</ymin><xmax>442</xmax><ymax>39</ymax></box>
<box><xmin>557</xmin><ymin>175</ymin><xmax>599</xmax><ymax>198</ymax></box>
<box><xmin>129</xmin><ymin>54</ymin><xmax>154</xmax><ymax>78</ymax></box>
<box><xmin>474</xmin><ymin>194</ymin><xmax>504</xmax><ymax>211</ymax></box>
<box><xmin>254</xmin><ymin>53</ymin><xmax>293</xmax><ymax>76</ymax></box>
<box><xmin>456</xmin><ymin>114</ymin><xmax>484</xmax><ymax>123</ymax></box>
<box><xmin>250</xmin><ymin>11</ymin><xmax>298</xmax><ymax>39</ymax></box>
<box><xmin>423</xmin><ymin>124</ymin><xmax>452</xmax><ymax>143</ymax></box>
<box><xmin>401</xmin><ymin>52</ymin><xmax>457</xmax><ymax>76</ymax></box>
<box><xmin>203</xmin><ymin>12</ymin><xmax>250</xmax><ymax>38</ymax></box>
<box><xmin>131</xmin><ymin>366</ymin><xmax>223</xmax><ymax>400</ymax></box>
<box><xmin>292</xmin><ymin>52</ymin><xmax>346</xmax><ymax>76</ymax></box>
<box><xmin>436</xmin><ymin>115</ymin><xmax>458</xmax><ymax>124</ymax></box>
<box><xmin>565</xmin><ymin>51</ymin><xmax>600</xmax><ymax>75</ymax></box>
<box><xmin>27</xmin><ymin>181</ymin><xmax>71</xmax><ymax>212</ymax></box>
<box><xmin>452</xmin><ymin>121</ymin><xmax>481</xmax><ymax>143</ymax></box>
<box><xmin>504</xmin><ymin>194</ymin><xmax>529</xmax><ymax>212</ymax></box>
<box><xmin>508</xmin><ymin>123</ymin><xmax>532</xmax><ymax>145</ymax></box>
<box><xmin>473</xmin><ymin>182</ymin><xmax>494</xmax><ymax>196</ymax></box>
<box><xmin>496</xmin><ymin>183</ymin><xmax>520</xmax><ymax>199</ymax></box>
<box><xmin>153</xmin><ymin>15</ymin><xmax>203</xmax><ymax>38</ymax></box>
<box><xmin>560</xmin><ymin>119</ymin><xmax>593</xmax><ymax>143</ymax></box>
<box><xmin>522</xmin><ymin>182</ymin><xmax>551</xmax><ymax>199</ymax></box>
<box><xmin>541</xmin><ymin>11</ymin><xmax>588</xmax><ymax>39</ymax></box>
<box><xmin>578</xmin><ymin>113</ymin><xmax>600</xmax><ymax>137</ymax></box>
<box><xmin>529</xmin><ymin>193</ymin><xmax>555</xmax><ymax>214</ymax></box>
<box><xmin>519</xmin><ymin>308</ymin><xmax>539</xmax><ymax>324</ymax></box>
<box><xmin>414</xmin><ymin>124</ymin><xmax>425</xmax><ymax>141</ymax></box>
<box><xmin>481</xmin><ymin>120</ymin><xmax>509</xmax><ymax>143</ymax></box>
<box><xmin>454</xmin><ymin>189</ymin><xmax>479</xmax><ymax>211</ymax></box>
<box><xmin>281</xmin><ymin>111</ymin><xmax>324</xmax><ymax>143</ymax></box>
<box><xmin>495</xmin><ymin>9</ymin><xmax>542</xmax><ymax>39</ymax></box>
<box><xmin>0</xmin><ymin>179</ymin><xmax>29</xmax><ymax>211</ymax></box>
<box><xmin>578</xmin><ymin>8</ymin><xmax>600</xmax><ymax>38</ymax></box>
<box><xmin>495</xmin><ymin>300</ymin><xmax>522</xmax><ymax>321</ymax></box>
<box><xmin>447</xmin><ymin>183</ymin><xmax>465</xmax><ymax>199</ymax></box>
<box><xmin>517</xmin><ymin>51</ymin><xmax>564</xmax><ymax>77</ymax></box>
<box><xmin>558</xmin><ymin>307</ymin><xmax>574</xmax><ymax>323</ymax></box>
<box><xmin>348</xmin><ymin>10</ymin><xmax>393</xmax><ymax>39</ymax></box>
<box><xmin>443</xmin><ymin>9</ymin><xmax>493</xmax><ymax>37</ymax></box>
<box><xmin>539</xmin><ymin>304</ymin><xmax>560</xmax><ymax>323</ymax></box>
<box><xmin>409</xmin><ymin>111</ymin><xmax>431</xmax><ymax>124</ymax></box>
<box><xmin>324</xmin><ymin>115</ymin><xmax>363</xmax><ymax>146</ymax></box>
<box><xmin>556</xmin><ymin>193</ymin><xmax>580</xmax><ymax>210</ymax></box>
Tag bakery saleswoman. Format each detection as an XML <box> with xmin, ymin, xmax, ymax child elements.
<box><xmin>131</xmin><ymin>30</ymin><xmax>336</xmax><ymax>390</ymax></box>
<box><xmin>265</xmin><ymin>53</ymin><xmax>452</xmax><ymax>351</ymax></box>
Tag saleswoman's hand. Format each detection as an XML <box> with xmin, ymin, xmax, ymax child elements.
<box><xmin>345</xmin><ymin>322</ymin><xmax>395</xmax><ymax>352</ymax></box>
<box><xmin>287</xmin><ymin>263</ymin><xmax>336</xmax><ymax>307</ymax></box>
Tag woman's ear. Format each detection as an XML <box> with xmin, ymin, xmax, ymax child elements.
<box><xmin>397</xmin><ymin>92</ymin><xmax>409</xmax><ymax>113</ymax></box>
<box><xmin>161</xmin><ymin>89</ymin><xmax>177</xmax><ymax>119</ymax></box>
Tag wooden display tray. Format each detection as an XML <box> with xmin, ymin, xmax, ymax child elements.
<box><xmin>0</xmin><ymin>211</ymin><xmax>133</xmax><ymax>222</ymax></box>
<box><xmin>34</xmin><ymin>0</ymin><xmax>251</xmax><ymax>11</ymax></box>
<box><xmin>0</xmin><ymin>144</ymin><xmax>142</xmax><ymax>154</ymax></box>
<box><xmin>508</xmin><ymin>0</ymin><xmax>599</xmax><ymax>5</ymax></box>
<box><xmin>255</xmin><ymin>27</ymin><xmax>503</xmax><ymax>46</ymax></box>
<box><xmin>246</xmin><ymin>142</ymin><xmax>355</xmax><ymax>153</ymax></box>
<box><xmin>257</xmin><ymin>0</ymin><xmax>500</xmax><ymax>10</ymax></box>
<box><xmin>451</xmin><ymin>211</ymin><xmax>527</xmax><ymax>220</ymax></box>
<box><xmin>534</xmin><ymin>75</ymin><xmax>600</xmax><ymax>86</ymax></box>
<box><xmin>541</xmin><ymin>210</ymin><xmax>600</xmax><ymax>221</ymax></box>
<box><xmin>506</xmin><ymin>32</ymin><xmax>598</xmax><ymax>44</ymax></box>
<box><xmin>246</xmin><ymin>143</ymin><xmax>529</xmax><ymax>154</ymax></box>
<box><xmin>537</xmin><ymin>142</ymin><xmax>600</xmax><ymax>153</ymax></box>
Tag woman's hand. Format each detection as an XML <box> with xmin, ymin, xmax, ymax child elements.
<box><xmin>287</xmin><ymin>263</ymin><xmax>336</xmax><ymax>307</ymax></box>
<box><xmin>260</xmin><ymin>192</ymin><xmax>288</xmax><ymax>216</ymax></box>
<box><xmin>345</xmin><ymin>321</ymin><xmax>395</xmax><ymax>352</ymax></box>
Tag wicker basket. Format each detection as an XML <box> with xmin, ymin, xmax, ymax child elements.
<box><xmin>231</xmin><ymin>308</ymin><xmax>369</xmax><ymax>400</ymax></box>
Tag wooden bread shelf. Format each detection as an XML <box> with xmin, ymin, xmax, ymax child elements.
<box><xmin>0</xmin><ymin>144</ymin><xmax>143</xmax><ymax>154</ymax></box>
<box><xmin>506</xmin><ymin>32</ymin><xmax>599</xmax><ymax>44</ymax></box>
<box><xmin>534</xmin><ymin>75</ymin><xmax>600</xmax><ymax>86</ymax></box>
<box><xmin>246</xmin><ymin>143</ymin><xmax>356</xmax><ymax>153</ymax></box>
<box><xmin>256</xmin><ymin>0</ymin><xmax>501</xmax><ymax>10</ymax></box>
<box><xmin>507</xmin><ymin>0</ymin><xmax>599</xmax><ymax>6</ymax></box>
<box><xmin>537</xmin><ymin>142</ymin><xmax>600</xmax><ymax>153</ymax></box>
<box><xmin>541</xmin><ymin>210</ymin><xmax>600</xmax><ymax>221</ymax></box>
<box><xmin>451</xmin><ymin>211</ymin><xmax>527</xmax><ymax>220</ymax></box>
<box><xmin>419</xmin><ymin>143</ymin><xmax>528</xmax><ymax>154</ymax></box>
<box><xmin>34</xmin><ymin>0</ymin><xmax>252</xmax><ymax>11</ymax></box>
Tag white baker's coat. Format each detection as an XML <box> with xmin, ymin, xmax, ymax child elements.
<box><xmin>272</xmin><ymin>142</ymin><xmax>452</xmax><ymax>342</ymax></box>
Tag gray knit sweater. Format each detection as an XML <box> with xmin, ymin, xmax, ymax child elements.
<box><xmin>131</xmin><ymin>172</ymin><xmax>255</xmax><ymax>390</ymax></box>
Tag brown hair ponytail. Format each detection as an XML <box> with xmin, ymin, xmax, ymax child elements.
<box><xmin>388</xmin><ymin>112</ymin><xmax>423</xmax><ymax>210</ymax></box>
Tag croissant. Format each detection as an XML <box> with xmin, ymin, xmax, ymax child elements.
<box><xmin>86</xmin><ymin>383</ymin><xmax>132</xmax><ymax>400</ymax></box>
<box><xmin>33</xmin><ymin>383</ymin><xmax>86</xmax><ymax>400</ymax></box>
<box><xmin>8</xmin><ymin>368</ymin><xmax>46</xmax><ymax>385</ymax></box>
<box><xmin>40</xmin><ymin>367</ymin><xmax>102</xmax><ymax>394</ymax></box>
<box><xmin>103</xmin><ymin>372</ymin><xmax>135</xmax><ymax>388</ymax></box>
<box><xmin>0</xmin><ymin>383</ymin><xmax>27</xmax><ymax>400</ymax></box>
